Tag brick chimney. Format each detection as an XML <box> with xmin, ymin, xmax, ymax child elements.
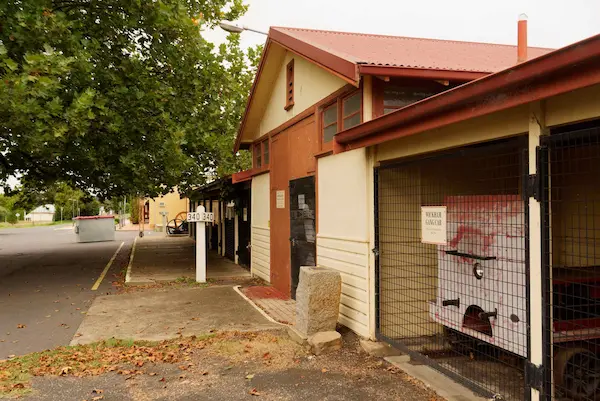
<box><xmin>517</xmin><ymin>14</ymin><xmax>528</xmax><ymax>63</ymax></box>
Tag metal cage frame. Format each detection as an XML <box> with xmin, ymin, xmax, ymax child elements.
<box><xmin>374</xmin><ymin>136</ymin><xmax>531</xmax><ymax>400</ymax></box>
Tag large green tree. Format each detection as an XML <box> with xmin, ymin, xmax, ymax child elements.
<box><xmin>0</xmin><ymin>0</ymin><xmax>256</xmax><ymax>199</ymax></box>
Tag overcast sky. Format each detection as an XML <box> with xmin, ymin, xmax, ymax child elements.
<box><xmin>203</xmin><ymin>0</ymin><xmax>600</xmax><ymax>51</ymax></box>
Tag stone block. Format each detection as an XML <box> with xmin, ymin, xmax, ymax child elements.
<box><xmin>287</xmin><ymin>325</ymin><xmax>308</xmax><ymax>346</ymax></box>
<box><xmin>359</xmin><ymin>339</ymin><xmax>403</xmax><ymax>357</ymax></box>
<box><xmin>308</xmin><ymin>331</ymin><xmax>342</xmax><ymax>355</ymax></box>
<box><xmin>295</xmin><ymin>266</ymin><xmax>341</xmax><ymax>337</ymax></box>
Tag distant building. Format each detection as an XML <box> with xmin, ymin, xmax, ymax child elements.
<box><xmin>25</xmin><ymin>205</ymin><xmax>55</xmax><ymax>222</ymax></box>
<box><xmin>143</xmin><ymin>188</ymin><xmax>188</xmax><ymax>231</ymax></box>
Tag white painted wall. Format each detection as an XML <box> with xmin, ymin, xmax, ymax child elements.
<box><xmin>376</xmin><ymin>105</ymin><xmax>529</xmax><ymax>162</ymax></box>
<box><xmin>317</xmin><ymin>148</ymin><xmax>371</xmax><ymax>338</ymax></box>
<box><xmin>251</xmin><ymin>173</ymin><xmax>271</xmax><ymax>282</ymax></box>
<box><xmin>26</xmin><ymin>212</ymin><xmax>54</xmax><ymax>222</ymax></box>
<box><xmin>146</xmin><ymin>188</ymin><xmax>188</xmax><ymax>228</ymax></box>
<box><xmin>546</xmin><ymin>84</ymin><xmax>600</xmax><ymax>128</ymax></box>
<box><xmin>254</xmin><ymin>51</ymin><xmax>348</xmax><ymax>140</ymax></box>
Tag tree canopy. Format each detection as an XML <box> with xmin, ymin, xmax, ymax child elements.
<box><xmin>0</xmin><ymin>0</ymin><xmax>258</xmax><ymax>199</ymax></box>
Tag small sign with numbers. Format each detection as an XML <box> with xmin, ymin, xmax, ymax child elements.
<box><xmin>187</xmin><ymin>211</ymin><xmax>214</xmax><ymax>223</ymax></box>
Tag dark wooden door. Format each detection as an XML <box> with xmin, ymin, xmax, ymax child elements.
<box><xmin>289</xmin><ymin>176</ymin><xmax>316</xmax><ymax>299</ymax></box>
<box><xmin>225</xmin><ymin>216</ymin><xmax>235</xmax><ymax>261</ymax></box>
<box><xmin>237</xmin><ymin>189</ymin><xmax>251</xmax><ymax>267</ymax></box>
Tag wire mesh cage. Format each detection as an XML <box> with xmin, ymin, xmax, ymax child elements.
<box><xmin>542</xmin><ymin>122</ymin><xmax>600</xmax><ymax>401</ymax></box>
<box><xmin>376</xmin><ymin>136</ymin><xmax>529</xmax><ymax>400</ymax></box>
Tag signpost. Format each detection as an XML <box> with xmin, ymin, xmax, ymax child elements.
<box><xmin>159</xmin><ymin>211</ymin><xmax>168</xmax><ymax>237</ymax></box>
<box><xmin>187</xmin><ymin>206</ymin><xmax>214</xmax><ymax>283</ymax></box>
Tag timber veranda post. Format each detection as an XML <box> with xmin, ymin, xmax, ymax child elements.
<box><xmin>528</xmin><ymin>101</ymin><xmax>545</xmax><ymax>401</ymax></box>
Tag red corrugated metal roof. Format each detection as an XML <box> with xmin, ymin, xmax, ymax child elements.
<box><xmin>271</xmin><ymin>27</ymin><xmax>553</xmax><ymax>73</ymax></box>
<box><xmin>334</xmin><ymin>32</ymin><xmax>600</xmax><ymax>150</ymax></box>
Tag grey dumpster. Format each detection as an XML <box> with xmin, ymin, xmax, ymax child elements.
<box><xmin>74</xmin><ymin>216</ymin><xmax>116</xmax><ymax>243</ymax></box>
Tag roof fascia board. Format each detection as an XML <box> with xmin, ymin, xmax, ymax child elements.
<box><xmin>234</xmin><ymin>39</ymin><xmax>272</xmax><ymax>153</ymax></box>
<box><xmin>345</xmin><ymin>61</ymin><xmax>600</xmax><ymax>150</ymax></box>
<box><xmin>358</xmin><ymin>65</ymin><xmax>488</xmax><ymax>82</ymax></box>
<box><xmin>271</xmin><ymin>39</ymin><xmax>359</xmax><ymax>86</ymax></box>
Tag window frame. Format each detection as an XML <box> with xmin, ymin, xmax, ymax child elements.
<box><xmin>253</xmin><ymin>138</ymin><xmax>270</xmax><ymax>170</ymax></box>
<box><xmin>263</xmin><ymin>139</ymin><xmax>269</xmax><ymax>165</ymax></box>
<box><xmin>284</xmin><ymin>59</ymin><xmax>295</xmax><ymax>111</ymax></box>
<box><xmin>253</xmin><ymin>143</ymin><xmax>262</xmax><ymax>169</ymax></box>
<box><xmin>321</xmin><ymin>101</ymin><xmax>339</xmax><ymax>146</ymax></box>
<box><xmin>341</xmin><ymin>90</ymin><xmax>363</xmax><ymax>130</ymax></box>
<box><xmin>319</xmin><ymin>89</ymin><xmax>363</xmax><ymax>152</ymax></box>
<box><xmin>373</xmin><ymin>78</ymin><xmax>446</xmax><ymax>118</ymax></box>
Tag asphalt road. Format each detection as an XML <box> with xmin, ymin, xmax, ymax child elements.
<box><xmin>0</xmin><ymin>224</ymin><xmax>136</xmax><ymax>358</ymax></box>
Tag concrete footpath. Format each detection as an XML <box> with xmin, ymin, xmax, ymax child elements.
<box><xmin>126</xmin><ymin>235</ymin><xmax>250</xmax><ymax>284</ymax></box>
<box><xmin>71</xmin><ymin>286</ymin><xmax>280</xmax><ymax>345</ymax></box>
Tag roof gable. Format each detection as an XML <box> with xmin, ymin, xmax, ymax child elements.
<box><xmin>234</xmin><ymin>26</ymin><xmax>555</xmax><ymax>152</ymax></box>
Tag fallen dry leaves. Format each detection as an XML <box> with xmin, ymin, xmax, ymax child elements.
<box><xmin>0</xmin><ymin>336</ymin><xmax>212</xmax><ymax>397</ymax></box>
<box><xmin>0</xmin><ymin>331</ymin><xmax>291</xmax><ymax>398</ymax></box>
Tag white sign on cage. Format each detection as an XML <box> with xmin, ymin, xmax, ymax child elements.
<box><xmin>421</xmin><ymin>206</ymin><xmax>447</xmax><ymax>245</ymax></box>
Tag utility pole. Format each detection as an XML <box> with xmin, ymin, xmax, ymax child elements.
<box><xmin>60</xmin><ymin>207</ymin><xmax>63</xmax><ymax>222</ymax></box>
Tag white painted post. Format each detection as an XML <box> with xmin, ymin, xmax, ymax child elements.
<box><xmin>162</xmin><ymin>212</ymin><xmax>168</xmax><ymax>237</ymax></box>
<box><xmin>529</xmin><ymin>102</ymin><xmax>545</xmax><ymax>401</ymax></box>
<box><xmin>196</xmin><ymin>205</ymin><xmax>207</xmax><ymax>283</ymax></box>
<box><xmin>234</xmin><ymin>212</ymin><xmax>239</xmax><ymax>264</ymax></box>
<box><xmin>221</xmin><ymin>202</ymin><xmax>226</xmax><ymax>257</ymax></box>
<box><xmin>217</xmin><ymin>200</ymin><xmax>222</xmax><ymax>254</ymax></box>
